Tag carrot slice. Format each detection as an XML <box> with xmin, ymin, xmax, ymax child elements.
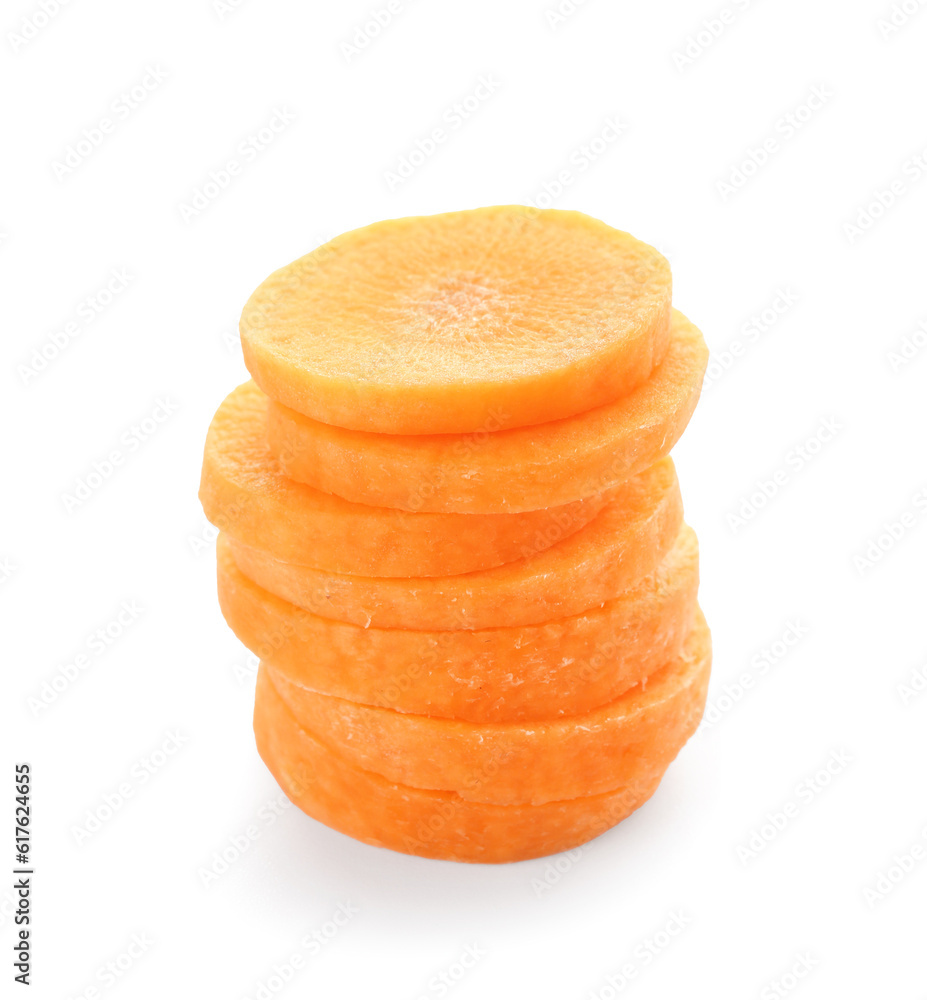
<box><xmin>254</xmin><ymin>666</ymin><xmax>665</xmax><ymax>863</ymax></box>
<box><xmin>264</xmin><ymin>609</ymin><xmax>710</xmax><ymax>806</ymax></box>
<box><xmin>218</xmin><ymin>526</ymin><xmax>699</xmax><ymax>722</ymax></box>
<box><xmin>239</xmin><ymin>207</ymin><xmax>672</xmax><ymax>434</ymax></box>
<box><xmin>199</xmin><ymin>381</ymin><xmax>614</xmax><ymax>578</ymax></box>
<box><xmin>267</xmin><ymin>309</ymin><xmax>708</xmax><ymax>514</ymax></box>
<box><xmin>225</xmin><ymin>457</ymin><xmax>682</xmax><ymax>630</ymax></box>
<box><xmin>217</xmin><ymin>526</ymin><xmax>698</xmax><ymax>722</ymax></box>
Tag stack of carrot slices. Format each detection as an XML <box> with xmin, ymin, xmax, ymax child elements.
<box><xmin>199</xmin><ymin>206</ymin><xmax>711</xmax><ymax>864</ymax></box>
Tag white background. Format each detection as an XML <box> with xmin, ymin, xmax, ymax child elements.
<box><xmin>3</xmin><ymin>0</ymin><xmax>927</xmax><ymax>997</ymax></box>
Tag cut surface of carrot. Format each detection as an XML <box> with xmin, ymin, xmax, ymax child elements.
<box><xmin>239</xmin><ymin>207</ymin><xmax>672</xmax><ymax>434</ymax></box>
<box><xmin>225</xmin><ymin>457</ymin><xmax>682</xmax><ymax>630</ymax></box>
<box><xmin>267</xmin><ymin>309</ymin><xmax>708</xmax><ymax>514</ymax></box>
<box><xmin>254</xmin><ymin>666</ymin><xmax>665</xmax><ymax>863</ymax></box>
<box><xmin>199</xmin><ymin>381</ymin><xmax>613</xmax><ymax>578</ymax></box>
<box><xmin>218</xmin><ymin>526</ymin><xmax>699</xmax><ymax>722</ymax></box>
<box><xmin>264</xmin><ymin>609</ymin><xmax>710</xmax><ymax>805</ymax></box>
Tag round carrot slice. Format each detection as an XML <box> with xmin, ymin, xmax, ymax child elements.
<box><xmin>264</xmin><ymin>609</ymin><xmax>710</xmax><ymax>806</ymax></box>
<box><xmin>239</xmin><ymin>207</ymin><xmax>672</xmax><ymax>434</ymax></box>
<box><xmin>225</xmin><ymin>457</ymin><xmax>682</xmax><ymax>630</ymax></box>
<box><xmin>199</xmin><ymin>381</ymin><xmax>614</xmax><ymax>578</ymax></box>
<box><xmin>266</xmin><ymin>308</ymin><xmax>707</xmax><ymax>514</ymax></box>
<box><xmin>218</xmin><ymin>526</ymin><xmax>699</xmax><ymax>722</ymax></box>
<box><xmin>254</xmin><ymin>666</ymin><xmax>665</xmax><ymax>863</ymax></box>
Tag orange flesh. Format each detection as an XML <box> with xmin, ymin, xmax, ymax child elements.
<box><xmin>239</xmin><ymin>207</ymin><xmax>672</xmax><ymax>434</ymax></box>
<box><xmin>263</xmin><ymin>609</ymin><xmax>710</xmax><ymax>806</ymax></box>
<box><xmin>254</xmin><ymin>666</ymin><xmax>666</xmax><ymax>863</ymax></box>
<box><xmin>217</xmin><ymin>526</ymin><xmax>699</xmax><ymax>722</ymax></box>
<box><xmin>224</xmin><ymin>457</ymin><xmax>682</xmax><ymax>630</ymax></box>
<box><xmin>200</xmin><ymin>208</ymin><xmax>713</xmax><ymax>862</ymax></box>
<box><xmin>199</xmin><ymin>380</ymin><xmax>614</xmax><ymax>578</ymax></box>
<box><xmin>266</xmin><ymin>309</ymin><xmax>707</xmax><ymax>514</ymax></box>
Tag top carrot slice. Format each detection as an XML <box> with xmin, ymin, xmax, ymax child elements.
<box><xmin>239</xmin><ymin>206</ymin><xmax>672</xmax><ymax>434</ymax></box>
